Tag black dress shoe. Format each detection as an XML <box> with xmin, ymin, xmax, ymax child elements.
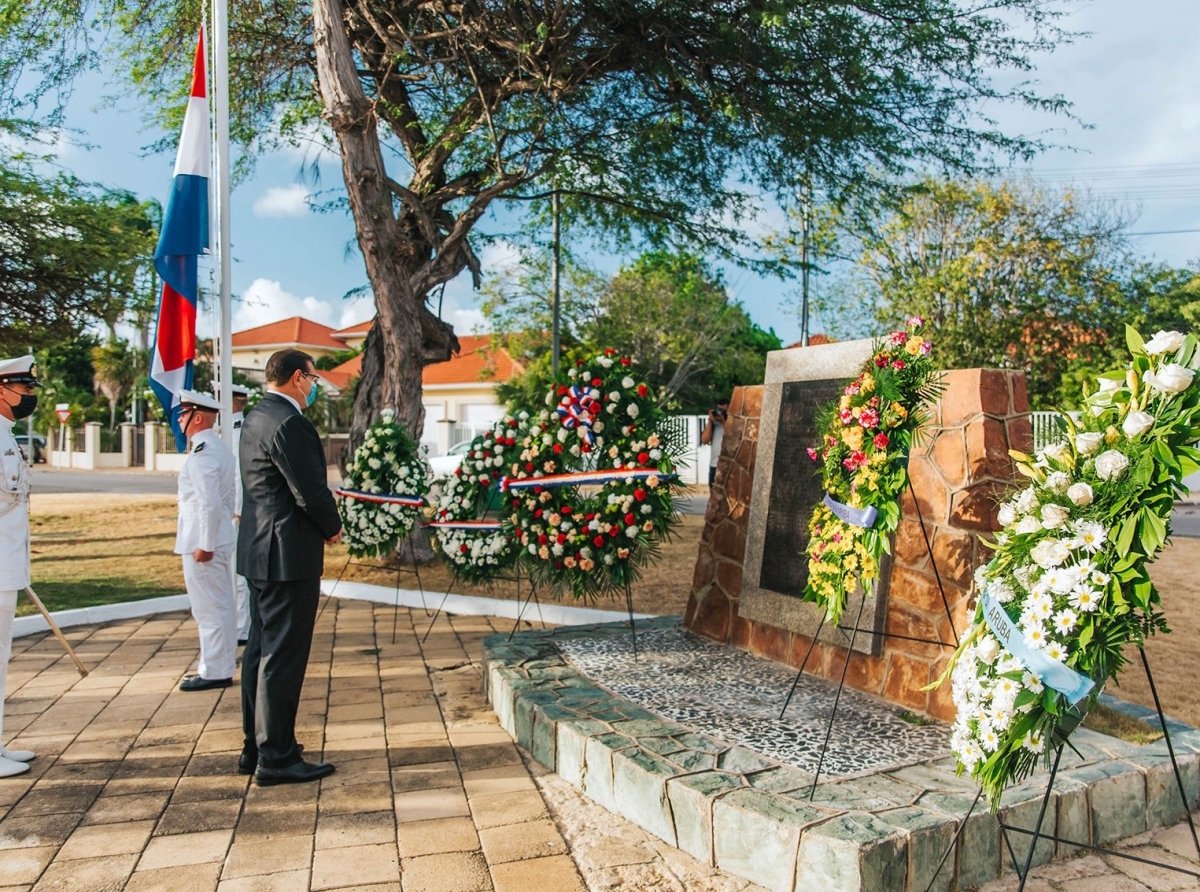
<box><xmin>238</xmin><ymin>743</ymin><xmax>304</xmax><ymax>775</ymax></box>
<box><xmin>179</xmin><ymin>676</ymin><xmax>233</xmax><ymax>692</ymax></box>
<box><xmin>255</xmin><ymin>760</ymin><xmax>335</xmax><ymax>786</ymax></box>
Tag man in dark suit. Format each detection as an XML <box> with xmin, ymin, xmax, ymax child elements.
<box><xmin>237</xmin><ymin>348</ymin><xmax>342</xmax><ymax>785</ymax></box>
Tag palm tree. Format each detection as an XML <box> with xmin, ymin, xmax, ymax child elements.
<box><xmin>91</xmin><ymin>340</ymin><xmax>136</xmax><ymax>430</ymax></box>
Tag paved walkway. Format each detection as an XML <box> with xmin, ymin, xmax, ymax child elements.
<box><xmin>1</xmin><ymin>598</ymin><xmax>1198</xmax><ymax>892</ymax></box>
<box><xmin>0</xmin><ymin>600</ymin><xmax>588</xmax><ymax>892</ymax></box>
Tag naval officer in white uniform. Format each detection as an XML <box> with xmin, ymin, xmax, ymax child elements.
<box><xmin>213</xmin><ymin>381</ymin><xmax>253</xmax><ymax>643</ymax></box>
<box><xmin>175</xmin><ymin>389</ymin><xmax>239</xmax><ymax>691</ymax></box>
<box><xmin>0</xmin><ymin>356</ymin><xmax>41</xmax><ymax>777</ymax></box>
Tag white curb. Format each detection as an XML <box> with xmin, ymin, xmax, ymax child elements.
<box><xmin>12</xmin><ymin>582</ymin><xmax>649</xmax><ymax>639</ymax></box>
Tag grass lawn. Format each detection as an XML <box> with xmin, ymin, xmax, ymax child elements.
<box><xmin>26</xmin><ymin>490</ymin><xmax>1200</xmax><ymax>732</ymax></box>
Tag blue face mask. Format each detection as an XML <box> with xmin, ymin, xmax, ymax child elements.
<box><xmin>305</xmin><ymin>376</ymin><xmax>319</xmax><ymax>407</ymax></box>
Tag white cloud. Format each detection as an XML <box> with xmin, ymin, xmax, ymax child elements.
<box><xmin>337</xmin><ymin>296</ymin><xmax>375</xmax><ymax>330</ymax></box>
<box><xmin>253</xmin><ymin>184</ymin><xmax>311</xmax><ymax>218</ymax></box>
<box><xmin>234</xmin><ymin>279</ymin><xmax>335</xmax><ymax>330</ymax></box>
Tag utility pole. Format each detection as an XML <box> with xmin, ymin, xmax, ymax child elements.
<box><xmin>551</xmin><ymin>188</ymin><xmax>562</xmax><ymax>378</ymax></box>
<box><xmin>799</xmin><ymin>179</ymin><xmax>811</xmax><ymax>348</ymax></box>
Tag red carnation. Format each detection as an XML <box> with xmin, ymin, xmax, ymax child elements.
<box><xmin>875</xmin><ymin>355</ymin><xmax>889</xmax><ymax>368</ymax></box>
<box><xmin>891</xmin><ymin>360</ymin><xmax>905</xmax><ymax>370</ymax></box>
<box><xmin>634</xmin><ymin>488</ymin><xmax>647</xmax><ymax>502</ymax></box>
<box><xmin>593</xmin><ymin>535</ymin><xmax>605</xmax><ymax>548</ymax></box>
<box><xmin>625</xmin><ymin>512</ymin><xmax>636</xmax><ymax>525</ymax></box>
<box><xmin>604</xmin><ymin>347</ymin><xmax>616</xmax><ymax>356</ymax></box>
<box><xmin>558</xmin><ymin>385</ymin><xmax>569</xmax><ymax>396</ymax></box>
<box><xmin>556</xmin><ymin>533</ymin><xmax>567</xmax><ymax>545</ymax></box>
<box><xmin>637</xmin><ymin>384</ymin><xmax>648</xmax><ymax>397</ymax></box>
<box><xmin>806</xmin><ymin>447</ymin><xmax>819</xmax><ymax>461</ymax></box>
<box><xmin>637</xmin><ymin>452</ymin><xmax>649</xmax><ymax>465</ymax></box>
<box><xmin>459</xmin><ymin>544</ymin><xmax>469</xmax><ymax>554</ymax></box>
<box><xmin>561</xmin><ymin>505</ymin><xmax>572</xmax><ymax>514</ymax></box>
<box><xmin>608</xmin><ymin>526</ymin><xmax>620</xmax><ymax>537</ymax></box>
<box><xmin>525</xmin><ymin>462</ymin><xmax>534</xmax><ymax>472</ymax></box>
<box><xmin>511</xmin><ymin>499</ymin><xmax>521</xmax><ymax>508</ymax></box>
<box><xmin>592</xmin><ymin>378</ymin><xmax>602</xmax><ymax>386</ymax></box>
<box><xmin>842</xmin><ymin>450</ymin><xmax>867</xmax><ymax>471</ymax></box>
<box><xmin>873</xmin><ymin>432</ymin><xmax>889</xmax><ymax>450</ymax></box>
<box><xmin>538</xmin><ymin>534</ymin><xmax>548</xmax><ymax>545</ymax></box>
<box><xmin>534</xmin><ymin>509</ymin><xmax>543</xmax><ymax>518</ymax></box>
<box><xmin>553</xmin><ymin>443</ymin><xmax>563</xmax><ymax>454</ymax></box>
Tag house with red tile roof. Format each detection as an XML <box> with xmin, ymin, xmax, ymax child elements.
<box><xmin>231</xmin><ymin>316</ymin><xmax>347</xmax><ymax>371</ymax></box>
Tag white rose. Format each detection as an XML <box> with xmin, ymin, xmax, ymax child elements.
<box><xmin>1097</xmin><ymin>377</ymin><xmax>1122</xmax><ymax>394</ymax></box>
<box><xmin>1044</xmin><ymin>472</ymin><xmax>1070</xmax><ymax>495</ymax></box>
<box><xmin>1144</xmin><ymin>364</ymin><xmax>1195</xmax><ymax>395</ymax></box>
<box><xmin>1074</xmin><ymin>432</ymin><xmax>1103</xmax><ymax>455</ymax></box>
<box><xmin>1067</xmin><ymin>482</ymin><xmax>1094</xmax><ymax>507</ymax></box>
<box><xmin>598</xmin><ymin>357</ymin><xmax>613</xmax><ymax>368</ymax></box>
<box><xmin>997</xmin><ymin>504</ymin><xmax>1017</xmax><ymax>527</ymax></box>
<box><xmin>627</xmin><ymin>404</ymin><xmax>640</xmax><ymax>418</ymax></box>
<box><xmin>975</xmin><ymin>636</ymin><xmax>1000</xmax><ymax>665</ymax></box>
<box><xmin>1039</xmin><ymin>442</ymin><xmax>1071</xmax><ymax>465</ymax></box>
<box><xmin>1095</xmin><ymin>449</ymin><xmax>1129</xmax><ymax>481</ymax></box>
<box><xmin>1122</xmin><ymin>410</ymin><xmax>1154</xmax><ymax>439</ymax></box>
<box><xmin>622</xmin><ymin>377</ymin><xmax>635</xmax><ymax>389</ymax></box>
<box><xmin>1015</xmin><ymin>487</ymin><xmax>1039</xmax><ymax>514</ymax></box>
<box><xmin>1015</xmin><ymin>515</ymin><xmax>1042</xmax><ymax>535</ymax></box>
<box><xmin>1143</xmin><ymin>330</ymin><xmax>1186</xmax><ymax>355</ymax></box>
<box><xmin>1040</xmin><ymin>504</ymin><xmax>1070</xmax><ymax>530</ymax></box>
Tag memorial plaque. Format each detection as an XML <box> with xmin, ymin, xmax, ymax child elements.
<box><xmin>740</xmin><ymin>339</ymin><xmax>891</xmax><ymax>657</ymax></box>
<box><xmin>759</xmin><ymin>378</ymin><xmax>846</xmax><ymax>595</ymax></box>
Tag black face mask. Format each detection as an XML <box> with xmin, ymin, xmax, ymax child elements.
<box><xmin>9</xmin><ymin>393</ymin><xmax>35</xmax><ymax>420</ymax></box>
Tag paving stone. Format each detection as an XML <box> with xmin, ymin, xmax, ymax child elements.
<box><xmin>234</xmin><ymin>802</ymin><xmax>317</xmax><ymax>838</ymax></box>
<box><xmin>395</xmin><ymin>786</ymin><xmax>470</xmax><ymax>823</ymax></box>
<box><xmin>56</xmin><ymin>819</ymin><xmax>154</xmax><ymax>860</ymax></box>
<box><xmin>876</xmin><ymin>806</ymin><xmax>957</xmax><ymax>892</ymax></box>
<box><xmin>396</xmin><ymin>851</ymin><xmax>491</xmax><ymax>892</ymax></box>
<box><xmin>477</xmin><ymin>819</ymin><xmax>568</xmax><ymax>864</ymax></box>
<box><xmin>489</xmin><ymin>854</ymin><xmax>585</xmax><ymax>892</ymax></box>
<box><xmin>396</xmin><ymin>817</ymin><xmax>480</xmax><ymax>858</ymax></box>
<box><xmin>315</xmin><ymin>811</ymin><xmax>396</xmax><ymax>850</ymax></box>
<box><xmin>531</xmin><ymin>704</ymin><xmax>574</xmax><ymax>769</ymax></box>
<box><xmin>6</xmin><ymin>784</ymin><xmax>102</xmax><ymax>817</ymax></box>
<box><xmin>666</xmin><ymin>771</ymin><xmax>744</xmax><ymax>866</ymax></box>
<box><xmin>917</xmin><ymin>791</ymin><xmax>1001</xmax><ymax>889</ymax></box>
<box><xmin>794</xmin><ymin>812</ymin><xmax>907</xmax><ymax>892</ymax></box>
<box><xmin>610</xmin><ymin>749</ymin><xmax>681</xmax><ymax>846</ymax></box>
<box><xmin>1103</xmin><ymin>843</ymin><xmax>1200</xmax><ymax>892</ymax></box>
<box><xmin>468</xmin><ymin>790</ymin><xmax>548</xmax><ymax>830</ymax></box>
<box><xmin>0</xmin><ymin>845</ymin><xmax>56</xmax><ymax>884</ymax></box>
<box><xmin>1082</xmin><ymin>761</ymin><xmax>1150</xmax><ymax>846</ymax></box>
<box><xmin>580</xmin><ymin>733</ymin><xmax>635</xmax><ymax>815</ymax></box>
<box><xmin>223</xmin><ymin>833</ymin><xmax>313</xmax><ymax>879</ymax></box>
<box><xmin>0</xmin><ymin>813</ymin><xmax>81</xmax><ymax>850</ymax></box>
<box><xmin>713</xmin><ymin>788</ymin><xmax>828</xmax><ymax>892</ymax></box>
<box><xmin>1135</xmin><ymin>754</ymin><xmax>1200</xmax><ymax>830</ymax></box>
<box><xmin>999</xmin><ymin>782</ymin><xmax>1060</xmax><ymax>875</ymax></box>
<box><xmin>153</xmin><ymin>798</ymin><xmax>242</xmax><ymax>835</ymax></box>
<box><xmin>214</xmin><ymin>869</ymin><xmax>310</xmax><ymax>892</ymax></box>
<box><xmin>553</xmin><ymin>720</ymin><xmax>609</xmax><ymax>789</ymax></box>
<box><xmin>123</xmin><ymin>863</ymin><xmax>222</xmax><ymax>892</ymax></box>
<box><xmin>392</xmin><ymin>761</ymin><xmax>460</xmax><ymax>794</ymax></box>
<box><xmin>29</xmin><ymin>852</ymin><xmax>138</xmax><ymax>891</ymax></box>
<box><xmin>459</xmin><ymin>766</ymin><xmax>537</xmax><ymax>799</ymax></box>
<box><xmin>138</xmin><ymin>829</ymin><xmax>233</xmax><ymax>869</ymax></box>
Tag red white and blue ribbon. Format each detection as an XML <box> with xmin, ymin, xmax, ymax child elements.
<box><xmin>501</xmin><ymin>467</ymin><xmax>673</xmax><ymax>492</ymax></box>
<box><xmin>556</xmin><ymin>385</ymin><xmax>602</xmax><ymax>443</ymax></box>
<box><xmin>335</xmin><ymin>488</ymin><xmax>425</xmax><ymax>508</ymax></box>
<box><xmin>149</xmin><ymin>28</ymin><xmax>209</xmax><ymax>453</ymax></box>
<box><xmin>426</xmin><ymin>520</ymin><xmax>503</xmax><ymax>531</ymax></box>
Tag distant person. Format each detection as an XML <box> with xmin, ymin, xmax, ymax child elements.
<box><xmin>174</xmin><ymin>390</ymin><xmax>239</xmax><ymax>692</ymax></box>
<box><xmin>237</xmin><ymin>349</ymin><xmax>341</xmax><ymax>785</ymax></box>
<box><xmin>213</xmin><ymin>381</ymin><xmax>254</xmax><ymax>644</ymax></box>
<box><xmin>700</xmin><ymin>397</ymin><xmax>731</xmax><ymax>487</ymax></box>
<box><xmin>0</xmin><ymin>356</ymin><xmax>40</xmax><ymax>777</ymax></box>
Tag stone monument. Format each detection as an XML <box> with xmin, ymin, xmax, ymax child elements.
<box><xmin>684</xmin><ymin>341</ymin><xmax>1032</xmax><ymax>720</ymax></box>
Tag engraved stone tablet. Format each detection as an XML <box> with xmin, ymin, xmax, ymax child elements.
<box><xmin>740</xmin><ymin>339</ymin><xmax>891</xmax><ymax>656</ymax></box>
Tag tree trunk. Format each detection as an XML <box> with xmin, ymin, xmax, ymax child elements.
<box><xmin>312</xmin><ymin>0</ymin><xmax>457</xmax><ymax>458</ymax></box>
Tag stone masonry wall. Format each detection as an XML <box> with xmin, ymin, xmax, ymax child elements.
<box><xmin>683</xmin><ymin>370</ymin><xmax>1033</xmax><ymax>721</ymax></box>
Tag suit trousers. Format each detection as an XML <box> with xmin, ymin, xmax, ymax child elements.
<box><xmin>0</xmin><ymin>590</ymin><xmax>14</xmax><ymax>745</ymax></box>
<box><xmin>241</xmin><ymin>577</ymin><xmax>319</xmax><ymax>768</ymax></box>
<box><xmin>182</xmin><ymin>549</ymin><xmax>237</xmax><ymax>680</ymax></box>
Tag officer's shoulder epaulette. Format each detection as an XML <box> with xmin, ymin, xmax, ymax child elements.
<box><xmin>192</xmin><ymin>442</ymin><xmax>206</xmax><ymax>453</ymax></box>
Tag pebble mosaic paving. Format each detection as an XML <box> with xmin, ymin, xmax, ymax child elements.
<box><xmin>556</xmin><ymin>623</ymin><xmax>950</xmax><ymax>778</ymax></box>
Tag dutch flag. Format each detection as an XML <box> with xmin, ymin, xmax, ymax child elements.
<box><xmin>150</xmin><ymin>28</ymin><xmax>210</xmax><ymax>452</ymax></box>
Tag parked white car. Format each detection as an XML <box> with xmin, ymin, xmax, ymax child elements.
<box><xmin>427</xmin><ymin>439</ymin><xmax>473</xmax><ymax>480</ymax></box>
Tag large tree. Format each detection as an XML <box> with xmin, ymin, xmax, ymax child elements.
<box><xmin>98</xmin><ymin>0</ymin><xmax>1072</xmax><ymax>444</ymax></box>
<box><xmin>828</xmin><ymin>178</ymin><xmax>1132</xmax><ymax>407</ymax></box>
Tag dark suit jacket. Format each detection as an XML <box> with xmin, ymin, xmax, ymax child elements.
<box><xmin>236</xmin><ymin>393</ymin><xmax>342</xmax><ymax>582</ymax></box>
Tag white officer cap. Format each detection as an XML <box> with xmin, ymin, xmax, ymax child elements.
<box><xmin>210</xmin><ymin>381</ymin><xmax>253</xmax><ymax>397</ymax></box>
<box><xmin>0</xmin><ymin>355</ymin><xmax>42</xmax><ymax>387</ymax></box>
<box><xmin>178</xmin><ymin>389</ymin><xmax>222</xmax><ymax>412</ymax></box>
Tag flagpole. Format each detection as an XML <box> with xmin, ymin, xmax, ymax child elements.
<box><xmin>212</xmin><ymin>0</ymin><xmax>234</xmax><ymax>451</ymax></box>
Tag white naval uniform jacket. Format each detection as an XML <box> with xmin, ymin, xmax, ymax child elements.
<box><xmin>174</xmin><ymin>429</ymin><xmax>237</xmax><ymax>556</ymax></box>
<box><xmin>0</xmin><ymin>415</ymin><xmax>30</xmax><ymax>590</ymax></box>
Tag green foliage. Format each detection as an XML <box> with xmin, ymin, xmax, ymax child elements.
<box><xmin>488</xmin><ymin>251</ymin><xmax>781</xmax><ymax>415</ymax></box>
<box><xmin>0</xmin><ymin>155</ymin><xmax>159</xmax><ymax>355</ymax></box>
<box><xmin>90</xmin><ymin>339</ymin><xmax>137</xmax><ymax>430</ymax></box>
<box><xmin>314</xmin><ymin>349</ymin><xmax>361</xmax><ymax>371</ymax></box>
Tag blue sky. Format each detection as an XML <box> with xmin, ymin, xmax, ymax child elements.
<box><xmin>46</xmin><ymin>0</ymin><xmax>1200</xmax><ymax>346</ymax></box>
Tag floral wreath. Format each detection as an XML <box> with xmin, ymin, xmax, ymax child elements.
<box><xmin>934</xmin><ymin>327</ymin><xmax>1199</xmax><ymax>809</ymax></box>
<box><xmin>803</xmin><ymin>319</ymin><xmax>942</xmax><ymax>625</ymax></box>
<box><xmin>503</xmin><ymin>350</ymin><xmax>683</xmax><ymax>599</ymax></box>
<box><xmin>429</xmin><ymin>415</ymin><xmax>523</xmax><ymax>584</ymax></box>
<box><xmin>337</xmin><ymin>409</ymin><xmax>430</xmax><ymax>559</ymax></box>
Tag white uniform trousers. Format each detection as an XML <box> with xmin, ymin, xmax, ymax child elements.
<box><xmin>0</xmin><ymin>590</ymin><xmax>16</xmax><ymax>745</ymax></box>
<box><xmin>182</xmin><ymin>549</ymin><xmax>237</xmax><ymax>680</ymax></box>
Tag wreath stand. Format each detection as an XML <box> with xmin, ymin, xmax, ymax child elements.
<box><xmin>418</xmin><ymin>562</ymin><xmax>544</xmax><ymax>644</ymax></box>
<box><xmin>779</xmin><ymin>478</ymin><xmax>961</xmax><ymax>797</ymax></box>
<box><xmin>922</xmin><ymin>646</ymin><xmax>1200</xmax><ymax>891</ymax></box>
<box><xmin>317</xmin><ymin>534</ymin><xmax>431</xmax><ymax>645</ymax></box>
